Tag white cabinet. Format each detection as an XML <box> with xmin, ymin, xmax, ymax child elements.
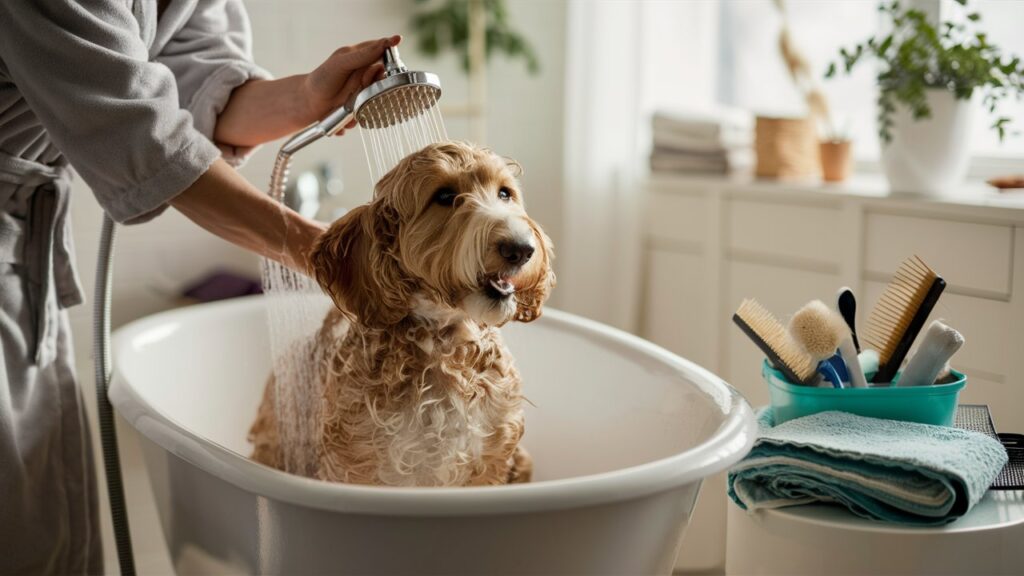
<box><xmin>727</xmin><ymin>199</ymin><xmax>843</xmax><ymax>268</ymax></box>
<box><xmin>642</xmin><ymin>249</ymin><xmax>715</xmax><ymax>369</ymax></box>
<box><xmin>640</xmin><ymin>175</ymin><xmax>1024</xmax><ymax>574</ymax></box>
<box><xmin>864</xmin><ymin>213</ymin><xmax>1013</xmax><ymax>297</ymax></box>
<box><xmin>646</xmin><ymin>191</ymin><xmax>708</xmax><ymax>246</ymax></box>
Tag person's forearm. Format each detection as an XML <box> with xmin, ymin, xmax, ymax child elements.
<box><xmin>170</xmin><ymin>158</ymin><xmax>326</xmax><ymax>273</ymax></box>
<box><xmin>213</xmin><ymin>75</ymin><xmax>318</xmax><ymax>147</ymax></box>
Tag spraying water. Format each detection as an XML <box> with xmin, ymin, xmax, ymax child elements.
<box><xmin>260</xmin><ymin>49</ymin><xmax>445</xmax><ymax>476</ymax></box>
<box><xmin>359</xmin><ymin>85</ymin><xmax>448</xmax><ymax>183</ymax></box>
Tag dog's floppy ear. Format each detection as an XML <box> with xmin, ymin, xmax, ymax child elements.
<box><xmin>514</xmin><ymin>220</ymin><xmax>556</xmax><ymax>323</ymax></box>
<box><xmin>310</xmin><ymin>203</ymin><xmax>410</xmax><ymax>328</ymax></box>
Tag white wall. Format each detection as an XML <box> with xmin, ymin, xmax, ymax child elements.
<box><xmin>481</xmin><ymin>0</ymin><xmax>567</xmax><ymax>281</ymax></box>
<box><xmin>68</xmin><ymin>0</ymin><xmax>568</xmax><ymax>367</ymax></box>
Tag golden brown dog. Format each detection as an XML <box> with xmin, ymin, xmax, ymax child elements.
<box><xmin>249</xmin><ymin>142</ymin><xmax>555</xmax><ymax>486</ymax></box>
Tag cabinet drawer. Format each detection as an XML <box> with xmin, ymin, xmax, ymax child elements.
<box><xmin>864</xmin><ymin>213</ymin><xmax>1012</xmax><ymax>296</ymax></box>
<box><xmin>863</xmin><ymin>281</ymin><xmax>1010</xmax><ymax>382</ymax></box>
<box><xmin>646</xmin><ymin>191</ymin><xmax>707</xmax><ymax>246</ymax></box>
<box><xmin>727</xmin><ymin>200</ymin><xmax>842</xmax><ymax>266</ymax></box>
<box><xmin>642</xmin><ymin>250</ymin><xmax>714</xmax><ymax>368</ymax></box>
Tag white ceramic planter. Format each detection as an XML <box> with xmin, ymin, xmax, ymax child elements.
<box><xmin>881</xmin><ymin>89</ymin><xmax>973</xmax><ymax>195</ymax></box>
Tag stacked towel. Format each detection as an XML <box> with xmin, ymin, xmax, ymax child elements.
<box><xmin>728</xmin><ymin>409</ymin><xmax>1008</xmax><ymax>526</ymax></box>
<box><xmin>649</xmin><ymin>108</ymin><xmax>753</xmax><ymax>175</ymax></box>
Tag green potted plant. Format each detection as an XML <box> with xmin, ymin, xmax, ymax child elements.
<box><xmin>410</xmin><ymin>0</ymin><xmax>540</xmax><ymax>75</ymax></box>
<box><xmin>827</xmin><ymin>0</ymin><xmax>1024</xmax><ymax>195</ymax></box>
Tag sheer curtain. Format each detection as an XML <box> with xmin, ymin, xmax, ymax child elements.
<box><xmin>561</xmin><ymin>0</ymin><xmax>719</xmax><ymax>330</ymax></box>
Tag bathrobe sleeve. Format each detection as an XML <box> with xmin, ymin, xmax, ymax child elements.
<box><xmin>156</xmin><ymin>0</ymin><xmax>272</xmax><ymax>167</ymax></box>
<box><xmin>0</xmin><ymin>1</ymin><xmax>221</xmax><ymax>224</ymax></box>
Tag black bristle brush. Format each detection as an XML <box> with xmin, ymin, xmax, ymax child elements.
<box><xmin>733</xmin><ymin>298</ymin><xmax>819</xmax><ymax>386</ymax></box>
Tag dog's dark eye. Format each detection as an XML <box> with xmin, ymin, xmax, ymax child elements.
<box><xmin>433</xmin><ymin>187</ymin><xmax>458</xmax><ymax>207</ymax></box>
<box><xmin>498</xmin><ymin>187</ymin><xmax>512</xmax><ymax>201</ymax></box>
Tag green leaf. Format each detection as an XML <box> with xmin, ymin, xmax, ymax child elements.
<box><xmin>829</xmin><ymin>0</ymin><xmax>1024</xmax><ymax>143</ymax></box>
<box><xmin>993</xmin><ymin>117</ymin><xmax>1010</xmax><ymax>141</ymax></box>
<box><xmin>878</xmin><ymin>35</ymin><xmax>893</xmax><ymax>55</ymax></box>
<box><xmin>409</xmin><ymin>0</ymin><xmax>541</xmax><ymax>76</ymax></box>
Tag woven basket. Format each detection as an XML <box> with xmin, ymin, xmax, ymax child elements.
<box><xmin>755</xmin><ymin>116</ymin><xmax>820</xmax><ymax>179</ymax></box>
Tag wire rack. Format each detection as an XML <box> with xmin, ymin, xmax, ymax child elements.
<box><xmin>955</xmin><ymin>404</ymin><xmax>1024</xmax><ymax>490</ymax></box>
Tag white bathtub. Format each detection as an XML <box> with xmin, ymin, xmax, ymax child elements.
<box><xmin>110</xmin><ymin>296</ymin><xmax>755</xmax><ymax>575</ymax></box>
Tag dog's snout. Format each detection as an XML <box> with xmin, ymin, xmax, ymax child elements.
<box><xmin>498</xmin><ymin>240</ymin><xmax>535</xmax><ymax>266</ymax></box>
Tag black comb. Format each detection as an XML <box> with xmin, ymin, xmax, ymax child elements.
<box><xmin>873</xmin><ymin>276</ymin><xmax>946</xmax><ymax>384</ymax></box>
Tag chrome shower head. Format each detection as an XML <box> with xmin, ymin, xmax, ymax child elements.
<box><xmin>354</xmin><ymin>74</ymin><xmax>441</xmax><ymax>129</ymax></box>
<box><xmin>280</xmin><ymin>46</ymin><xmax>442</xmax><ymax>155</ymax></box>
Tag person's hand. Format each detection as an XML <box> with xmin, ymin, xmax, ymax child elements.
<box><xmin>214</xmin><ymin>35</ymin><xmax>402</xmax><ymax>147</ymax></box>
<box><xmin>302</xmin><ymin>35</ymin><xmax>401</xmax><ymax>135</ymax></box>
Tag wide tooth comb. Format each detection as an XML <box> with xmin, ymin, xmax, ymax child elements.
<box><xmin>865</xmin><ymin>255</ymin><xmax>946</xmax><ymax>383</ymax></box>
<box><xmin>733</xmin><ymin>298</ymin><xmax>818</xmax><ymax>386</ymax></box>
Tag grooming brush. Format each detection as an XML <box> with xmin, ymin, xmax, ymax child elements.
<box><xmin>897</xmin><ymin>320</ymin><xmax>964</xmax><ymax>387</ymax></box>
<box><xmin>788</xmin><ymin>300</ymin><xmax>843</xmax><ymax>387</ymax></box>
<box><xmin>733</xmin><ymin>299</ymin><xmax>818</xmax><ymax>386</ymax></box>
<box><xmin>789</xmin><ymin>299</ymin><xmax>867</xmax><ymax>389</ymax></box>
<box><xmin>865</xmin><ymin>255</ymin><xmax>946</xmax><ymax>384</ymax></box>
<box><xmin>836</xmin><ymin>287</ymin><xmax>861</xmax><ymax>353</ymax></box>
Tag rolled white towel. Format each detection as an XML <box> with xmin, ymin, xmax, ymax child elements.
<box><xmin>897</xmin><ymin>321</ymin><xmax>964</xmax><ymax>387</ymax></box>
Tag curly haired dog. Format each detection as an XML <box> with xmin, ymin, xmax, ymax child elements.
<box><xmin>248</xmin><ymin>142</ymin><xmax>555</xmax><ymax>487</ymax></box>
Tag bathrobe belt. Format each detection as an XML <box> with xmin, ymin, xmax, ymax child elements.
<box><xmin>0</xmin><ymin>151</ymin><xmax>84</xmax><ymax>364</ymax></box>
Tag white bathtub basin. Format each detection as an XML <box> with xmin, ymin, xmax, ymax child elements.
<box><xmin>110</xmin><ymin>296</ymin><xmax>755</xmax><ymax>575</ymax></box>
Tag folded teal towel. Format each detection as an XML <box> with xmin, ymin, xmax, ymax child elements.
<box><xmin>727</xmin><ymin>408</ymin><xmax>1008</xmax><ymax>525</ymax></box>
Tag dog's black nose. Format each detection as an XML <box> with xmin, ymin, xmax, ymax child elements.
<box><xmin>499</xmin><ymin>241</ymin><xmax>535</xmax><ymax>265</ymax></box>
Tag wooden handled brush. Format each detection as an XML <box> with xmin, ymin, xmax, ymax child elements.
<box><xmin>865</xmin><ymin>255</ymin><xmax>946</xmax><ymax>384</ymax></box>
<box><xmin>733</xmin><ymin>298</ymin><xmax>818</xmax><ymax>386</ymax></box>
<box><xmin>790</xmin><ymin>299</ymin><xmax>868</xmax><ymax>389</ymax></box>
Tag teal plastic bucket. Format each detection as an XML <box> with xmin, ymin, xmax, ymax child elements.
<box><xmin>763</xmin><ymin>361</ymin><xmax>967</xmax><ymax>426</ymax></box>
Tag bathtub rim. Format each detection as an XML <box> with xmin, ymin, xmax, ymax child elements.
<box><xmin>110</xmin><ymin>296</ymin><xmax>756</xmax><ymax>517</ymax></box>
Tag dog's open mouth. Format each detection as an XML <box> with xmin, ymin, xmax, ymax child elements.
<box><xmin>484</xmin><ymin>275</ymin><xmax>516</xmax><ymax>299</ymax></box>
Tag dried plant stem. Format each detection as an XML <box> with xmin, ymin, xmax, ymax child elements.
<box><xmin>774</xmin><ymin>0</ymin><xmax>836</xmax><ymax>138</ymax></box>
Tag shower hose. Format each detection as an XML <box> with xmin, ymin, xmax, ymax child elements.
<box><xmin>94</xmin><ymin>214</ymin><xmax>136</xmax><ymax>576</ymax></box>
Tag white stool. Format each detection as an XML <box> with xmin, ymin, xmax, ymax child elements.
<box><xmin>725</xmin><ymin>491</ymin><xmax>1024</xmax><ymax>575</ymax></box>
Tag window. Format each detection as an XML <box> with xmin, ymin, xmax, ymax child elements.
<box><xmin>647</xmin><ymin>0</ymin><xmax>1024</xmax><ymax>165</ymax></box>
<box><xmin>966</xmin><ymin>0</ymin><xmax>1024</xmax><ymax>160</ymax></box>
<box><xmin>719</xmin><ymin>0</ymin><xmax>880</xmax><ymax>159</ymax></box>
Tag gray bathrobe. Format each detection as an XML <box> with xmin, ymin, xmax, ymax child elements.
<box><xmin>0</xmin><ymin>1</ymin><xmax>268</xmax><ymax>573</ymax></box>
